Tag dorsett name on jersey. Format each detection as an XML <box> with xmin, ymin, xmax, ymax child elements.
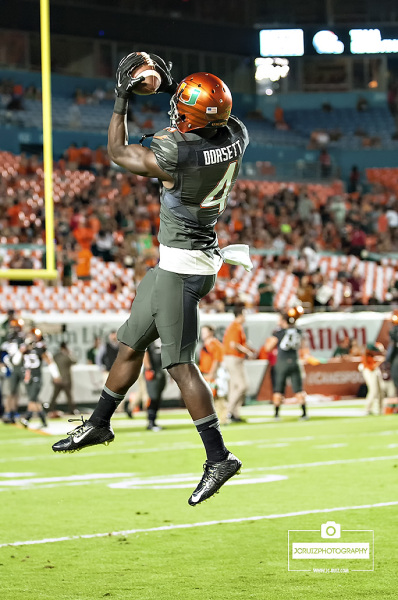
<box><xmin>202</xmin><ymin>139</ymin><xmax>243</xmax><ymax>166</ymax></box>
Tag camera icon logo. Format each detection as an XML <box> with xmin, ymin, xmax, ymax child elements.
<box><xmin>320</xmin><ymin>521</ymin><xmax>341</xmax><ymax>539</ymax></box>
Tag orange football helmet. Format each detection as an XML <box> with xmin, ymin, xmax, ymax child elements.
<box><xmin>285</xmin><ymin>306</ymin><xmax>304</xmax><ymax>324</ymax></box>
<box><xmin>170</xmin><ymin>72</ymin><xmax>232</xmax><ymax>133</ymax></box>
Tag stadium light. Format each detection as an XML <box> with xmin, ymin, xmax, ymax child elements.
<box><xmin>313</xmin><ymin>30</ymin><xmax>344</xmax><ymax>54</ymax></box>
<box><xmin>259</xmin><ymin>29</ymin><xmax>304</xmax><ymax>57</ymax></box>
<box><xmin>350</xmin><ymin>28</ymin><xmax>398</xmax><ymax>54</ymax></box>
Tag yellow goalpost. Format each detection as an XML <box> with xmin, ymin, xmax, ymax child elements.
<box><xmin>0</xmin><ymin>0</ymin><xmax>57</xmax><ymax>281</ymax></box>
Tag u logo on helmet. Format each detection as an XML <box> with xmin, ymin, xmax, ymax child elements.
<box><xmin>179</xmin><ymin>82</ymin><xmax>201</xmax><ymax>106</ymax></box>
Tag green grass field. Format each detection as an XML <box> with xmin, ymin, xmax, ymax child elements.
<box><xmin>1</xmin><ymin>403</ymin><xmax>398</xmax><ymax>600</ymax></box>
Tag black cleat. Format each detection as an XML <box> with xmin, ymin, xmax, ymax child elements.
<box><xmin>188</xmin><ymin>452</ymin><xmax>242</xmax><ymax>506</ymax></box>
<box><xmin>52</xmin><ymin>417</ymin><xmax>114</xmax><ymax>453</ymax></box>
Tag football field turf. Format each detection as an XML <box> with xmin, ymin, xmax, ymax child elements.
<box><xmin>1</xmin><ymin>403</ymin><xmax>397</xmax><ymax>599</ymax></box>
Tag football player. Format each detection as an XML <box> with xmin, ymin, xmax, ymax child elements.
<box><xmin>383</xmin><ymin>309</ymin><xmax>398</xmax><ymax>392</ymax></box>
<box><xmin>264</xmin><ymin>307</ymin><xmax>308</xmax><ymax>421</ymax></box>
<box><xmin>143</xmin><ymin>339</ymin><xmax>166</xmax><ymax>431</ymax></box>
<box><xmin>53</xmin><ymin>52</ymin><xmax>249</xmax><ymax>505</ymax></box>
<box><xmin>20</xmin><ymin>331</ymin><xmax>60</xmax><ymax>429</ymax></box>
<box><xmin>1</xmin><ymin>319</ymin><xmax>25</xmax><ymax>424</ymax></box>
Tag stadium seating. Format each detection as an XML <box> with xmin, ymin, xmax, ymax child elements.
<box><xmin>285</xmin><ymin>106</ymin><xmax>398</xmax><ymax>150</ymax></box>
<box><xmin>366</xmin><ymin>167</ymin><xmax>398</xmax><ymax>195</ymax></box>
<box><xmin>1</xmin><ymin>248</ymin><xmax>396</xmax><ymax>313</ymax></box>
<box><xmin>2</xmin><ymin>150</ymin><xmax>398</xmax><ymax>313</ymax></box>
<box><xmin>2</xmin><ymin>93</ymin><xmax>397</xmax><ymax>150</ymax></box>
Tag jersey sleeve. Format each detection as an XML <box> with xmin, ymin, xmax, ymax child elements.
<box><xmin>150</xmin><ymin>129</ymin><xmax>179</xmax><ymax>178</ymax></box>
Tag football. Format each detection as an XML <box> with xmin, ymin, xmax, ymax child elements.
<box><xmin>130</xmin><ymin>60</ymin><xmax>161</xmax><ymax>95</ymax></box>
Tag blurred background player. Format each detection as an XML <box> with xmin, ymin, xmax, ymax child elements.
<box><xmin>223</xmin><ymin>307</ymin><xmax>256</xmax><ymax>422</ymax></box>
<box><xmin>48</xmin><ymin>341</ymin><xmax>78</xmax><ymax>415</ymax></box>
<box><xmin>20</xmin><ymin>331</ymin><xmax>61</xmax><ymax>429</ymax></box>
<box><xmin>96</xmin><ymin>330</ymin><xmax>131</xmax><ymax>417</ymax></box>
<box><xmin>143</xmin><ymin>339</ymin><xmax>166</xmax><ymax>431</ymax></box>
<box><xmin>199</xmin><ymin>325</ymin><xmax>228</xmax><ymax>425</ymax></box>
<box><xmin>358</xmin><ymin>342</ymin><xmax>385</xmax><ymax>415</ymax></box>
<box><xmin>382</xmin><ymin>310</ymin><xmax>398</xmax><ymax>397</ymax></box>
<box><xmin>53</xmin><ymin>53</ymin><xmax>248</xmax><ymax>506</ymax></box>
<box><xmin>1</xmin><ymin>318</ymin><xmax>25</xmax><ymax>424</ymax></box>
<box><xmin>96</xmin><ymin>330</ymin><xmax>119</xmax><ymax>381</ymax></box>
<box><xmin>264</xmin><ymin>307</ymin><xmax>308</xmax><ymax>421</ymax></box>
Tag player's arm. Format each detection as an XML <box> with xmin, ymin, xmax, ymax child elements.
<box><xmin>264</xmin><ymin>336</ymin><xmax>278</xmax><ymax>353</ymax></box>
<box><xmin>107</xmin><ymin>114</ymin><xmax>173</xmax><ymax>182</ymax></box>
<box><xmin>43</xmin><ymin>351</ymin><xmax>61</xmax><ymax>382</ymax></box>
<box><xmin>206</xmin><ymin>358</ymin><xmax>221</xmax><ymax>381</ymax></box>
<box><xmin>108</xmin><ymin>51</ymin><xmax>175</xmax><ymax>182</ymax></box>
<box><xmin>229</xmin><ymin>341</ymin><xmax>256</xmax><ymax>359</ymax></box>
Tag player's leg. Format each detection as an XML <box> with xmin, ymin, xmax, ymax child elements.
<box><xmin>48</xmin><ymin>381</ymin><xmax>62</xmax><ymax>412</ymax></box>
<box><xmin>20</xmin><ymin>398</ymin><xmax>34</xmax><ymax>427</ymax></box>
<box><xmin>154</xmin><ymin>268</ymin><xmax>241</xmax><ymax>505</ymax></box>
<box><xmin>375</xmin><ymin>370</ymin><xmax>384</xmax><ymax>415</ymax></box>
<box><xmin>225</xmin><ymin>356</ymin><xmax>247</xmax><ymax>421</ymax></box>
<box><xmin>64</xmin><ymin>383</ymin><xmax>77</xmax><ymax>414</ymax></box>
<box><xmin>4</xmin><ymin>373</ymin><xmax>20</xmax><ymax>423</ymax></box>
<box><xmin>21</xmin><ymin>382</ymin><xmax>44</xmax><ymax>426</ymax></box>
<box><xmin>31</xmin><ymin>381</ymin><xmax>48</xmax><ymax>427</ymax></box>
<box><xmin>272</xmin><ymin>363</ymin><xmax>286</xmax><ymax>419</ymax></box>
<box><xmin>146</xmin><ymin>374</ymin><xmax>165</xmax><ymax>430</ymax></box>
<box><xmin>214</xmin><ymin>394</ymin><xmax>228</xmax><ymax>426</ymax></box>
<box><xmin>291</xmin><ymin>366</ymin><xmax>307</xmax><ymax>420</ymax></box>
<box><xmin>363</xmin><ymin>368</ymin><xmax>377</xmax><ymax>415</ymax></box>
<box><xmin>272</xmin><ymin>393</ymin><xmax>283</xmax><ymax>420</ymax></box>
<box><xmin>52</xmin><ymin>268</ymin><xmax>159</xmax><ymax>452</ymax></box>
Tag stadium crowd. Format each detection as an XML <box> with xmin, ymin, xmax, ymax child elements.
<box><xmin>1</xmin><ymin>149</ymin><xmax>398</xmax><ymax>310</ymax></box>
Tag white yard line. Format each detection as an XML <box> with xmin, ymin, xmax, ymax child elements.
<box><xmin>1</xmin><ymin>501</ymin><xmax>396</xmax><ymax>549</ymax></box>
<box><xmin>0</xmin><ymin>473</ymin><xmax>135</xmax><ymax>487</ymax></box>
<box><xmin>0</xmin><ymin>455</ymin><xmax>397</xmax><ymax>492</ymax></box>
<box><xmin>314</xmin><ymin>443</ymin><xmax>348</xmax><ymax>449</ymax></box>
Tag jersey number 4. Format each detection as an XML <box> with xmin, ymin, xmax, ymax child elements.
<box><xmin>201</xmin><ymin>161</ymin><xmax>238</xmax><ymax>213</ymax></box>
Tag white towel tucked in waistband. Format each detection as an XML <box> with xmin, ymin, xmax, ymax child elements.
<box><xmin>219</xmin><ymin>244</ymin><xmax>253</xmax><ymax>272</ymax></box>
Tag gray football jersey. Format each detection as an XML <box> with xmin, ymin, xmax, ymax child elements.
<box><xmin>273</xmin><ymin>327</ymin><xmax>303</xmax><ymax>361</ymax></box>
<box><xmin>150</xmin><ymin>115</ymin><xmax>249</xmax><ymax>250</ymax></box>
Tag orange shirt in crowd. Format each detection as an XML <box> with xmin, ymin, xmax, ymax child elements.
<box><xmin>199</xmin><ymin>338</ymin><xmax>224</xmax><ymax>375</ymax></box>
<box><xmin>223</xmin><ymin>321</ymin><xmax>246</xmax><ymax>357</ymax></box>
<box><xmin>75</xmin><ymin>248</ymin><xmax>92</xmax><ymax>278</ymax></box>
<box><xmin>73</xmin><ymin>226</ymin><xmax>95</xmax><ymax>249</ymax></box>
<box><xmin>258</xmin><ymin>345</ymin><xmax>277</xmax><ymax>365</ymax></box>
<box><xmin>377</xmin><ymin>213</ymin><xmax>388</xmax><ymax>234</ymax></box>
<box><xmin>88</xmin><ymin>215</ymin><xmax>101</xmax><ymax>235</ymax></box>
<box><xmin>66</xmin><ymin>145</ymin><xmax>80</xmax><ymax>164</ymax></box>
<box><xmin>79</xmin><ymin>146</ymin><xmax>92</xmax><ymax>167</ymax></box>
<box><xmin>7</xmin><ymin>204</ymin><xmax>21</xmax><ymax>227</ymax></box>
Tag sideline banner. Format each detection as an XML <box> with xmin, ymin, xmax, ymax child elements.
<box><xmin>7</xmin><ymin>310</ymin><xmax>390</xmax><ymax>362</ymax></box>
